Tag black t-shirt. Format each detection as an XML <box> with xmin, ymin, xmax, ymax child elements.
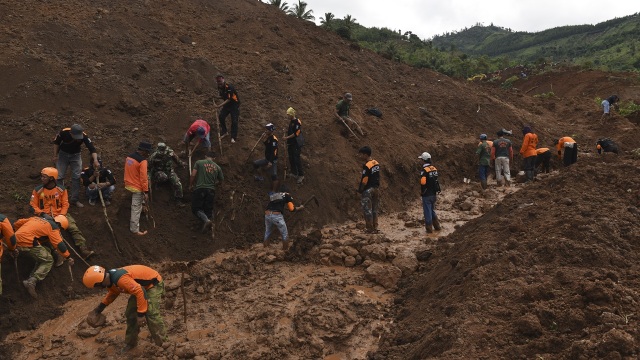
<box><xmin>266</xmin><ymin>192</ymin><xmax>294</xmax><ymax>213</ymax></box>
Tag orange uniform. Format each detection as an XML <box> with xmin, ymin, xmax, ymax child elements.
<box><xmin>536</xmin><ymin>147</ymin><xmax>550</xmax><ymax>155</ymax></box>
<box><xmin>124</xmin><ymin>152</ymin><xmax>149</xmax><ymax>192</ymax></box>
<box><xmin>13</xmin><ymin>217</ymin><xmax>70</xmax><ymax>258</ymax></box>
<box><xmin>0</xmin><ymin>215</ymin><xmax>16</xmax><ymax>257</ymax></box>
<box><xmin>30</xmin><ymin>184</ymin><xmax>69</xmax><ymax>216</ymax></box>
<box><xmin>101</xmin><ymin>265</ymin><xmax>163</xmax><ymax>315</ymax></box>
<box><xmin>556</xmin><ymin>136</ymin><xmax>576</xmax><ymax>157</ymax></box>
<box><xmin>520</xmin><ymin>133</ymin><xmax>539</xmax><ymax>158</ymax></box>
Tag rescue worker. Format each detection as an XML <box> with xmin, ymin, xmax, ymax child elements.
<box><xmin>519</xmin><ymin>126</ymin><xmax>538</xmax><ymax>182</ymax></box>
<box><xmin>53</xmin><ymin>124</ymin><xmax>100</xmax><ymax>208</ymax></box>
<box><xmin>263</xmin><ymin>185</ymin><xmax>304</xmax><ymax>251</ymax></box>
<box><xmin>535</xmin><ymin>147</ymin><xmax>552</xmax><ymax>174</ymax></box>
<box><xmin>0</xmin><ymin>213</ymin><xmax>17</xmax><ymax>297</ymax></box>
<box><xmin>13</xmin><ymin>215</ymin><xmax>74</xmax><ymax>298</ymax></box>
<box><xmin>253</xmin><ymin>123</ymin><xmax>278</xmax><ymax>184</ymax></box>
<box><xmin>476</xmin><ymin>134</ymin><xmax>491</xmax><ymax>190</ymax></box>
<box><xmin>215</xmin><ymin>74</ymin><xmax>241</xmax><ymax>143</ymax></box>
<box><xmin>82</xmin><ymin>264</ymin><xmax>167</xmax><ymax>351</ymax></box>
<box><xmin>334</xmin><ymin>92</ymin><xmax>365</xmax><ymax>136</ymax></box>
<box><xmin>81</xmin><ymin>158</ymin><xmax>116</xmax><ymax>206</ymax></box>
<box><xmin>419</xmin><ymin>152</ymin><xmax>442</xmax><ymax>234</ymax></box>
<box><xmin>601</xmin><ymin>95</ymin><xmax>620</xmax><ymax>116</ymax></box>
<box><xmin>556</xmin><ymin>136</ymin><xmax>578</xmax><ymax>166</ymax></box>
<box><xmin>124</xmin><ymin>142</ymin><xmax>153</xmax><ymax>236</ymax></box>
<box><xmin>148</xmin><ymin>143</ymin><xmax>186</xmax><ymax>201</ymax></box>
<box><xmin>357</xmin><ymin>146</ymin><xmax>380</xmax><ymax>233</ymax></box>
<box><xmin>596</xmin><ymin>138</ymin><xmax>619</xmax><ymax>154</ymax></box>
<box><xmin>283</xmin><ymin>107</ymin><xmax>305</xmax><ymax>184</ymax></box>
<box><xmin>190</xmin><ymin>151</ymin><xmax>224</xmax><ymax>233</ymax></box>
<box><xmin>30</xmin><ymin>167</ymin><xmax>95</xmax><ymax>259</ymax></box>
<box><xmin>183</xmin><ymin>119</ymin><xmax>212</xmax><ymax>155</ymax></box>
<box><xmin>492</xmin><ymin>129</ymin><xmax>513</xmax><ymax>186</ymax></box>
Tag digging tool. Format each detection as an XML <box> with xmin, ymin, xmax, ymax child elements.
<box><xmin>245</xmin><ymin>132</ymin><xmax>266</xmax><ymax>163</ymax></box>
<box><xmin>5</xmin><ymin>243</ymin><xmax>22</xmax><ymax>286</ymax></box>
<box><xmin>68</xmin><ymin>261</ymin><xmax>74</xmax><ymax>282</ymax></box>
<box><xmin>338</xmin><ymin>117</ymin><xmax>359</xmax><ymax>139</ymax></box>
<box><xmin>231</xmin><ymin>193</ymin><xmax>245</xmax><ymax>221</ymax></box>
<box><xmin>181</xmin><ymin>268</ymin><xmax>187</xmax><ymax>324</ymax></box>
<box><xmin>302</xmin><ymin>195</ymin><xmax>319</xmax><ymax>207</ymax></box>
<box><xmin>97</xmin><ymin>184</ymin><xmax>122</xmax><ymax>254</ymax></box>
<box><xmin>188</xmin><ymin>141</ymin><xmax>199</xmax><ymax>172</ymax></box>
<box><xmin>283</xmin><ymin>129</ymin><xmax>288</xmax><ymax>180</ymax></box>
<box><xmin>213</xmin><ymin>102</ymin><xmax>223</xmax><ymax>156</ymax></box>
<box><xmin>143</xmin><ymin>199</ymin><xmax>156</xmax><ymax>229</ymax></box>
<box><xmin>60</xmin><ymin>237</ymin><xmax>91</xmax><ymax>267</ymax></box>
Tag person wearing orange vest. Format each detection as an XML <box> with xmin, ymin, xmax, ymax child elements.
<box><xmin>30</xmin><ymin>167</ymin><xmax>95</xmax><ymax>259</ymax></box>
<box><xmin>357</xmin><ymin>146</ymin><xmax>381</xmax><ymax>233</ymax></box>
<box><xmin>535</xmin><ymin>148</ymin><xmax>552</xmax><ymax>174</ymax></box>
<box><xmin>556</xmin><ymin>136</ymin><xmax>578</xmax><ymax>166</ymax></box>
<box><xmin>83</xmin><ymin>264</ymin><xmax>167</xmax><ymax>352</ymax></box>
<box><xmin>519</xmin><ymin>126</ymin><xmax>538</xmax><ymax>182</ymax></box>
<box><xmin>124</xmin><ymin>142</ymin><xmax>153</xmax><ymax>236</ymax></box>
<box><xmin>13</xmin><ymin>215</ymin><xmax>74</xmax><ymax>298</ymax></box>
<box><xmin>0</xmin><ymin>214</ymin><xmax>17</xmax><ymax>297</ymax></box>
<box><xmin>419</xmin><ymin>152</ymin><xmax>442</xmax><ymax>234</ymax></box>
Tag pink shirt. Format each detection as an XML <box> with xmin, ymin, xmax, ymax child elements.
<box><xmin>187</xmin><ymin>119</ymin><xmax>210</xmax><ymax>138</ymax></box>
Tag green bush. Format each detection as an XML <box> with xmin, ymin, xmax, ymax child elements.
<box><xmin>534</xmin><ymin>91</ymin><xmax>555</xmax><ymax>99</ymax></box>
<box><xmin>501</xmin><ymin>75</ymin><xmax>519</xmax><ymax>89</ymax></box>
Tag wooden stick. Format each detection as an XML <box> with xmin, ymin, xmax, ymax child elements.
<box><xmin>181</xmin><ymin>269</ymin><xmax>187</xmax><ymax>324</ymax></box>
<box><xmin>213</xmin><ymin>102</ymin><xmax>223</xmax><ymax>156</ymax></box>
<box><xmin>97</xmin><ymin>185</ymin><xmax>122</xmax><ymax>254</ymax></box>
<box><xmin>339</xmin><ymin>117</ymin><xmax>359</xmax><ymax>139</ymax></box>
<box><xmin>61</xmin><ymin>237</ymin><xmax>91</xmax><ymax>267</ymax></box>
<box><xmin>283</xmin><ymin>129</ymin><xmax>288</xmax><ymax>180</ymax></box>
<box><xmin>245</xmin><ymin>132</ymin><xmax>265</xmax><ymax>163</ymax></box>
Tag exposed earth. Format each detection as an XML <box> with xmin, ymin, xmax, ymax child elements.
<box><xmin>1</xmin><ymin>1</ymin><xmax>639</xmax><ymax>359</ymax></box>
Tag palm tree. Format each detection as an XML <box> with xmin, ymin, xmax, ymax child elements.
<box><xmin>342</xmin><ymin>14</ymin><xmax>357</xmax><ymax>31</ymax></box>
<box><xmin>287</xmin><ymin>0</ymin><xmax>315</xmax><ymax>21</ymax></box>
<box><xmin>320</xmin><ymin>12</ymin><xmax>335</xmax><ymax>29</ymax></box>
<box><xmin>268</xmin><ymin>0</ymin><xmax>289</xmax><ymax>12</ymax></box>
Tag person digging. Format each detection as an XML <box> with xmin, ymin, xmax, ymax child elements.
<box><xmin>83</xmin><ymin>264</ymin><xmax>168</xmax><ymax>353</ymax></box>
<box><xmin>263</xmin><ymin>185</ymin><xmax>304</xmax><ymax>251</ymax></box>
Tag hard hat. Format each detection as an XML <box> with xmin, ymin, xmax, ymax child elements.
<box><xmin>418</xmin><ymin>152</ymin><xmax>431</xmax><ymax>161</ymax></box>
<box><xmin>42</xmin><ymin>167</ymin><xmax>58</xmax><ymax>180</ymax></box>
<box><xmin>157</xmin><ymin>142</ymin><xmax>167</xmax><ymax>152</ymax></box>
<box><xmin>54</xmin><ymin>215</ymin><xmax>69</xmax><ymax>230</ymax></box>
<box><xmin>479</xmin><ymin>134</ymin><xmax>487</xmax><ymax>140</ymax></box>
<box><xmin>265</xmin><ymin>123</ymin><xmax>276</xmax><ymax>131</ymax></box>
<box><xmin>83</xmin><ymin>265</ymin><xmax>106</xmax><ymax>288</ymax></box>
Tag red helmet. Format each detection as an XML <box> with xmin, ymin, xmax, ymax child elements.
<box><xmin>83</xmin><ymin>266</ymin><xmax>106</xmax><ymax>288</ymax></box>
<box><xmin>41</xmin><ymin>167</ymin><xmax>58</xmax><ymax>180</ymax></box>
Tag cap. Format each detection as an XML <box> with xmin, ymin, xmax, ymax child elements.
<box><xmin>344</xmin><ymin>93</ymin><xmax>353</xmax><ymax>100</ymax></box>
<box><xmin>479</xmin><ymin>134</ymin><xmax>487</xmax><ymax>140</ymax></box>
<box><xmin>138</xmin><ymin>141</ymin><xmax>153</xmax><ymax>152</ymax></box>
<box><xmin>215</xmin><ymin>73</ymin><xmax>224</xmax><ymax>79</ymax></box>
<box><xmin>157</xmin><ymin>142</ymin><xmax>167</xmax><ymax>152</ymax></box>
<box><xmin>196</xmin><ymin>126</ymin><xmax>206</xmax><ymax>138</ymax></box>
<box><xmin>286</xmin><ymin>107</ymin><xmax>296</xmax><ymax>116</ymax></box>
<box><xmin>418</xmin><ymin>152</ymin><xmax>431</xmax><ymax>161</ymax></box>
<box><xmin>265</xmin><ymin>123</ymin><xmax>276</xmax><ymax>131</ymax></box>
<box><xmin>522</xmin><ymin>126</ymin><xmax>532</xmax><ymax>135</ymax></box>
<box><xmin>70</xmin><ymin>124</ymin><xmax>84</xmax><ymax>140</ymax></box>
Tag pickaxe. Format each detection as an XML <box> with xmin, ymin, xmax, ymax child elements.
<box><xmin>302</xmin><ymin>195</ymin><xmax>319</xmax><ymax>208</ymax></box>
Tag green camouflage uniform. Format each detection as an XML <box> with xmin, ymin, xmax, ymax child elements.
<box><xmin>124</xmin><ymin>282</ymin><xmax>167</xmax><ymax>346</ymax></box>
<box><xmin>148</xmin><ymin>145</ymin><xmax>183</xmax><ymax>199</ymax></box>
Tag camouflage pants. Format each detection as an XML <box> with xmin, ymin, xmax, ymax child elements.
<box><xmin>65</xmin><ymin>214</ymin><xmax>86</xmax><ymax>247</ymax></box>
<box><xmin>19</xmin><ymin>245</ymin><xmax>53</xmax><ymax>281</ymax></box>
<box><xmin>124</xmin><ymin>281</ymin><xmax>167</xmax><ymax>347</ymax></box>
<box><xmin>360</xmin><ymin>187</ymin><xmax>380</xmax><ymax>222</ymax></box>
<box><xmin>153</xmin><ymin>170</ymin><xmax>183</xmax><ymax>199</ymax></box>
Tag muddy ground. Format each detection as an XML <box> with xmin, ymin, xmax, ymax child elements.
<box><xmin>1</xmin><ymin>0</ymin><xmax>639</xmax><ymax>359</ymax></box>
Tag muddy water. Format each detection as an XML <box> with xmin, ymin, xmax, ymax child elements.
<box><xmin>4</xmin><ymin>183</ymin><xmax>520</xmax><ymax>359</ymax></box>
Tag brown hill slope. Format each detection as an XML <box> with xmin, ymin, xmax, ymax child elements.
<box><xmin>0</xmin><ymin>0</ymin><xmax>639</xmax><ymax>357</ymax></box>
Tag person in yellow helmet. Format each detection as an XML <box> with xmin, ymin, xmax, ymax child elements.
<box><xmin>83</xmin><ymin>264</ymin><xmax>167</xmax><ymax>352</ymax></box>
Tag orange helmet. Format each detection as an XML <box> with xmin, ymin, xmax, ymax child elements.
<box><xmin>83</xmin><ymin>266</ymin><xmax>106</xmax><ymax>288</ymax></box>
<box><xmin>54</xmin><ymin>215</ymin><xmax>69</xmax><ymax>230</ymax></box>
<box><xmin>41</xmin><ymin>167</ymin><xmax>58</xmax><ymax>180</ymax></box>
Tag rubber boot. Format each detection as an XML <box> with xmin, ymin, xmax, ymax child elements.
<box><xmin>425</xmin><ymin>223</ymin><xmax>434</xmax><ymax>234</ymax></box>
<box><xmin>53</xmin><ymin>251</ymin><xmax>65</xmax><ymax>267</ymax></box>
<box><xmin>364</xmin><ymin>219</ymin><xmax>374</xmax><ymax>233</ymax></box>
<box><xmin>480</xmin><ymin>180</ymin><xmax>488</xmax><ymax>190</ymax></box>
<box><xmin>79</xmin><ymin>245</ymin><xmax>96</xmax><ymax>259</ymax></box>
<box><xmin>23</xmin><ymin>277</ymin><xmax>38</xmax><ymax>299</ymax></box>
<box><xmin>432</xmin><ymin>218</ymin><xmax>441</xmax><ymax>231</ymax></box>
<box><xmin>372</xmin><ymin>215</ymin><xmax>379</xmax><ymax>233</ymax></box>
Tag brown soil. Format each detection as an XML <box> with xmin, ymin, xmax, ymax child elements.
<box><xmin>1</xmin><ymin>1</ymin><xmax>639</xmax><ymax>359</ymax></box>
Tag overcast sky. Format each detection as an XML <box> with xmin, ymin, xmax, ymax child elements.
<box><xmin>299</xmin><ymin>0</ymin><xmax>638</xmax><ymax>40</ymax></box>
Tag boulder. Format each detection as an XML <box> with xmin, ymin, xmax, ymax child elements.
<box><xmin>365</xmin><ymin>263</ymin><xmax>402</xmax><ymax>289</ymax></box>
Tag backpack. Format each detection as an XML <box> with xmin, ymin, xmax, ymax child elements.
<box><xmin>365</xmin><ymin>108</ymin><xmax>383</xmax><ymax>118</ymax></box>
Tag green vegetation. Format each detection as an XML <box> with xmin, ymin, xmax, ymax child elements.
<box><xmin>534</xmin><ymin>92</ymin><xmax>555</xmax><ymax>99</ymax></box>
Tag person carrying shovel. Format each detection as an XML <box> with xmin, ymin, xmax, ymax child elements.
<box><xmin>0</xmin><ymin>213</ymin><xmax>17</xmax><ymax>298</ymax></box>
<box><xmin>183</xmin><ymin>119</ymin><xmax>212</xmax><ymax>163</ymax></box>
<box><xmin>263</xmin><ymin>184</ymin><xmax>304</xmax><ymax>251</ymax></box>
<box><xmin>334</xmin><ymin>92</ymin><xmax>365</xmax><ymax>137</ymax></box>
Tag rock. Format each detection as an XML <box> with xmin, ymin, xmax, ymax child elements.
<box><xmin>328</xmin><ymin>251</ymin><xmax>343</xmax><ymax>265</ymax></box>
<box><xmin>365</xmin><ymin>263</ymin><xmax>402</xmax><ymax>289</ymax></box>
<box><xmin>392</xmin><ymin>251</ymin><xmax>418</xmax><ymax>275</ymax></box>
<box><xmin>196</xmin><ymin>286</ymin><xmax>205</xmax><ymax>294</ymax></box>
<box><xmin>416</xmin><ymin>250</ymin><xmax>433</xmax><ymax>261</ymax></box>
<box><xmin>360</xmin><ymin>244</ymin><xmax>387</xmax><ymax>261</ymax></box>
<box><xmin>342</xmin><ymin>246</ymin><xmax>359</xmax><ymax>257</ymax></box>
<box><xmin>514</xmin><ymin>314</ymin><xmax>543</xmax><ymax>337</ymax></box>
<box><xmin>460</xmin><ymin>200</ymin><xmax>473</xmax><ymax>211</ymax></box>
<box><xmin>175</xmin><ymin>345</ymin><xmax>196</xmax><ymax>359</ymax></box>
<box><xmin>264</xmin><ymin>255</ymin><xmax>277</xmax><ymax>263</ymax></box>
<box><xmin>76</xmin><ymin>327</ymin><xmax>101</xmax><ymax>338</ymax></box>
<box><xmin>344</xmin><ymin>256</ymin><xmax>356</xmax><ymax>267</ymax></box>
<box><xmin>598</xmin><ymin>328</ymin><xmax>635</xmax><ymax>356</ymax></box>
<box><xmin>560</xmin><ymin>197</ymin><xmax>573</xmax><ymax>206</ymax></box>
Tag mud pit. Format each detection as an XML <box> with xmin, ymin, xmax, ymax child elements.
<box><xmin>4</xmin><ymin>184</ymin><xmax>512</xmax><ymax>359</ymax></box>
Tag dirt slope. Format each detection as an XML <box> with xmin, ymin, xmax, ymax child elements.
<box><xmin>0</xmin><ymin>0</ymin><xmax>639</xmax><ymax>358</ymax></box>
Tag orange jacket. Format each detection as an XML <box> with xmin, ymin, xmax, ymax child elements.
<box><xmin>101</xmin><ymin>265</ymin><xmax>163</xmax><ymax>315</ymax></box>
<box><xmin>536</xmin><ymin>147</ymin><xmax>550</xmax><ymax>155</ymax></box>
<box><xmin>520</xmin><ymin>133</ymin><xmax>538</xmax><ymax>158</ymax></box>
<box><xmin>124</xmin><ymin>152</ymin><xmax>149</xmax><ymax>192</ymax></box>
<box><xmin>556</xmin><ymin>137</ymin><xmax>576</xmax><ymax>156</ymax></box>
<box><xmin>30</xmin><ymin>184</ymin><xmax>69</xmax><ymax>216</ymax></box>
<box><xmin>0</xmin><ymin>215</ymin><xmax>16</xmax><ymax>257</ymax></box>
<box><xmin>13</xmin><ymin>217</ymin><xmax>70</xmax><ymax>258</ymax></box>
